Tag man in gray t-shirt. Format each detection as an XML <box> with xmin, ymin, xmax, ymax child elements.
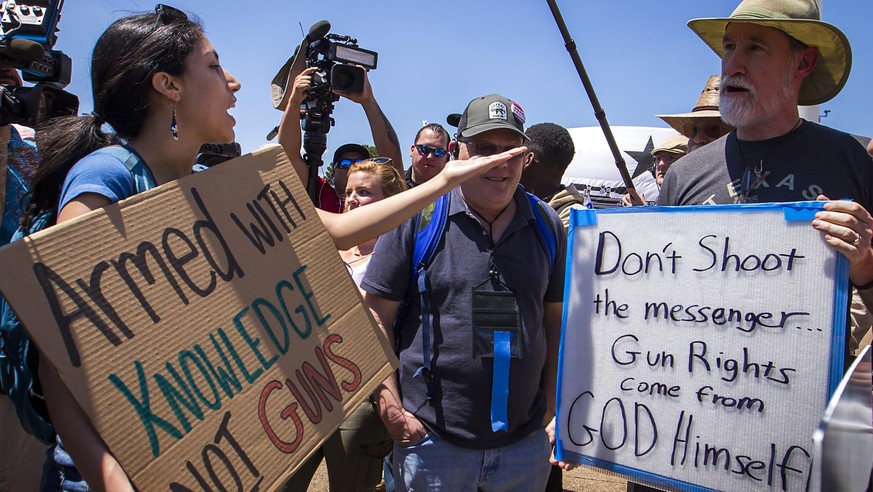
<box><xmin>658</xmin><ymin>0</ymin><xmax>873</xmax><ymax>313</ymax></box>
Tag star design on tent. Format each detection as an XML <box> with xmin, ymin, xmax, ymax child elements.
<box><xmin>625</xmin><ymin>136</ymin><xmax>655</xmax><ymax>179</ymax></box>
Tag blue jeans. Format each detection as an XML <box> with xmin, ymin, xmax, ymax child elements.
<box><xmin>392</xmin><ymin>428</ymin><xmax>551</xmax><ymax>491</ymax></box>
<box><xmin>41</xmin><ymin>435</ymin><xmax>89</xmax><ymax>491</ymax></box>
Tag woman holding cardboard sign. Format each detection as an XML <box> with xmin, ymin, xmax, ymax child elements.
<box><xmin>15</xmin><ymin>6</ymin><xmax>522</xmax><ymax>491</ymax></box>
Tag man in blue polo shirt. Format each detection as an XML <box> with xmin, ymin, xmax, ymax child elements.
<box><xmin>362</xmin><ymin>94</ymin><xmax>566</xmax><ymax>491</ymax></box>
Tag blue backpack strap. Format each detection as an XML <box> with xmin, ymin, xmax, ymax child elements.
<box><xmin>0</xmin><ymin>145</ymin><xmax>156</xmax><ymax>444</ymax></box>
<box><xmin>93</xmin><ymin>145</ymin><xmax>157</xmax><ymax>194</ymax></box>
<box><xmin>526</xmin><ymin>192</ymin><xmax>557</xmax><ymax>276</ymax></box>
<box><xmin>411</xmin><ymin>194</ymin><xmax>450</xmax><ymax>277</ymax></box>
<box><xmin>407</xmin><ymin>193</ymin><xmax>449</xmax><ymax>400</ymax></box>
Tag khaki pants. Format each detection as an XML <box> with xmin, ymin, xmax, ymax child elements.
<box><xmin>279</xmin><ymin>398</ymin><xmax>392</xmax><ymax>492</ymax></box>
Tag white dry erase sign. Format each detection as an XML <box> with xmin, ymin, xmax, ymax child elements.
<box><xmin>555</xmin><ymin>202</ymin><xmax>848</xmax><ymax>492</ymax></box>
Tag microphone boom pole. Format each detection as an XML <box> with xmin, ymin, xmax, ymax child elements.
<box><xmin>546</xmin><ymin>0</ymin><xmax>645</xmax><ymax>205</ymax></box>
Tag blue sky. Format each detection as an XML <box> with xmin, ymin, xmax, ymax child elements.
<box><xmin>50</xmin><ymin>1</ymin><xmax>873</xmax><ymax>168</ymax></box>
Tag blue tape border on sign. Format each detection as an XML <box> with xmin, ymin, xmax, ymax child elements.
<box><xmin>569</xmin><ymin>208</ymin><xmax>597</xmax><ymax>227</ymax></box>
<box><xmin>555</xmin><ymin>209</ymin><xmax>580</xmax><ymax>464</ymax></box>
<box><xmin>557</xmin><ymin>201</ymin><xmax>848</xmax><ymax>490</ymax></box>
<box><xmin>556</xmin><ymin>208</ymin><xmax>598</xmax><ymax>462</ymax></box>
<box><xmin>830</xmin><ymin>253</ymin><xmax>849</xmax><ymax>394</ymax></box>
<box><xmin>586</xmin><ymin>199</ymin><xmax>829</xmax><ymax>218</ymax></box>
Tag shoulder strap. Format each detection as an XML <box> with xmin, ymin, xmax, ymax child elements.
<box><xmin>21</xmin><ymin>146</ymin><xmax>156</xmax><ymax>236</ymax></box>
<box><xmin>403</xmin><ymin>193</ymin><xmax>450</xmax><ymax>400</ymax></box>
<box><xmin>526</xmin><ymin>192</ymin><xmax>558</xmax><ymax>276</ymax></box>
<box><xmin>93</xmin><ymin>145</ymin><xmax>157</xmax><ymax>194</ymax></box>
<box><xmin>412</xmin><ymin>193</ymin><xmax>450</xmax><ymax>274</ymax></box>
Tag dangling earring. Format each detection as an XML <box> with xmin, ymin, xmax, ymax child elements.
<box><xmin>170</xmin><ymin>104</ymin><xmax>178</xmax><ymax>141</ymax></box>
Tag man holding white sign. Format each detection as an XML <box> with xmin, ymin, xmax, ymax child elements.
<box><xmin>657</xmin><ymin>0</ymin><xmax>873</xmax><ymax>308</ymax></box>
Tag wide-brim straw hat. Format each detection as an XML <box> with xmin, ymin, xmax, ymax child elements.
<box><xmin>687</xmin><ymin>0</ymin><xmax>852</xmax><ymax>106</ymax></box>
<box><xmin>658</xmin><ymin>75</ymin><xmax>725</xmax><ymax>137</ymax></box>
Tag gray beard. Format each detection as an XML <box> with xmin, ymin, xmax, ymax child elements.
<box><xmin>719</xmin><ymin>69</ymin><xmax>796</xmax><ymax>129</ymax></box>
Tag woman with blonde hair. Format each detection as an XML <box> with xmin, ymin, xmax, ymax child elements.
<box><xmin>340</xmin><ymin>158</ymin><xmax>407</xmax><ymax>286</ymax></box>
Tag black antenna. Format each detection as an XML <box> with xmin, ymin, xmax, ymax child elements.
<box><xmin>545</xmin><ymin>0</ymin><xmax>644</xmax><ymax>205</ymax></box>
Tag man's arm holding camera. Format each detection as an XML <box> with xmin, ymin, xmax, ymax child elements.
<box><xmin>278</xmin><ymin>67</ymin><xmax>319</xmax><ymax>189</ymax></box>
<box><xmin>334</xmin><ymin>69</ymin><xmax>404</xmax><ymax>175</ymax></box>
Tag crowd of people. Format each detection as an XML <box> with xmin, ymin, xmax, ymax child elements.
<box><xmin>0</xmin><ymin>0</ymin><xmax>871</xmax><ymax>490</ymax></box>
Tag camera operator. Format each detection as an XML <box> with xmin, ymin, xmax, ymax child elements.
<box><xmin>278</xmin><ymin>64</ymin><xmax>403</xmax><ymax>212</ymax></box>
<box><xmin>0</xmin><ymin>60</ymin><xmax>45</xmax><ymax>492</ymax></box>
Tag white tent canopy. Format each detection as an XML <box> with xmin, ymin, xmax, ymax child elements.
<box><xmin>562</xmin><ymin>126</ymin><xmax>682</xmax><ymax>206</ymax></box>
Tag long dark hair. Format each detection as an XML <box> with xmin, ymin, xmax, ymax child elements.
<box><xmin>23</xmin><ymin>9</ymin><xmax>203</xmax><ymax>228</ymax></box>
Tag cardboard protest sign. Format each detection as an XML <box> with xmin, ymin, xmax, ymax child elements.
<box><xmin>0</xmin><ymin>145</ymin><xmax>397</xmax><ymax>490</ymax></box>
<box><xmin>555</xmin><ymin>203</ymin><xmax>848</xmax><ymax>492</ymax></box>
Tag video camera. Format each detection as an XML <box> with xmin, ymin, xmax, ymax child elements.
<box><xmin>0</xmin><ymin>0</ymin><xmax>78</xmax><ymax>126</ymax></box>
<box><xmin>292</xmin><ymin>20</ymin><xmax>377</xmax><ymax>203</ymax></box>
<box><xmin>301</xmin><ymin>21</ymin><xmax>378</xmax><ymax>134</ymax></box>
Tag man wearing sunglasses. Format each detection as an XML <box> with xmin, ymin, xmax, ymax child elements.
<box><xmin>330</xmin><ymin>142</ymin><xmax>370</xmax><ymax>204</ymax></box>
<box><xmin>363</xmin><ymin>94</ymin><xmax>569</xmax><ymax>490</ymax></box>
<box><xmin>406</xmin><ymin>123</ymin><xmax>451</xmax><ymax>188</ymax></box>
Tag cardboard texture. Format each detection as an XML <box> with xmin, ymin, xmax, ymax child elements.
<box><xmin>0</xmin><ymin>145</ymin><xmax>397</xmax><ymax>490</ymax></box>
<box><xmin>556</xmin><ymin>204</ymin><xmax>847</xmax><ymax>492</ymax></box>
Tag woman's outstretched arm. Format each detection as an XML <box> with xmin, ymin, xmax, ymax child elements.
<box><xmin>319</xmin><ymin>147</ymin><xmax>526</xmax><ymax>250</ymax></box>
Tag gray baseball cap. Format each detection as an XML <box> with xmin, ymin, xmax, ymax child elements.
<box><xmin>457</xmin><ymin>94</ymin><xmax>528</xmax><ymax>140</ymax></box>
